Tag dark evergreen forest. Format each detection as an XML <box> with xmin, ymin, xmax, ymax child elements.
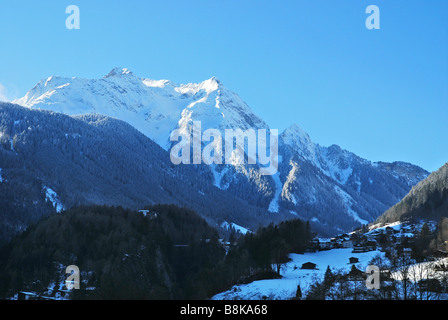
<box><xmin>0</xmin><ymin>204</ymin><xmax>311</xmax><ymax>299</ymax></box>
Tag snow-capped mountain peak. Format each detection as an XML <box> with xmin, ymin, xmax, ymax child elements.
<box><xmin>103</xmin><ymin>67</ymin><xmax>134</xmax><ymax>78</ymax></box>
<box><xmin>281</xmin><ymin>123</ymin><xmax>313</xmax><ymax>147</ymax></box>
<box><xmin>201</xmin><ymin>76</ymin><xmax>222</xmax><ymax>92</ymax></box>
<box><xmin>13</xmin><ymin>69</ymin><xmax>268</xmax><ymax>148</ymax></box>
<box><xmin>175</xmin><ymin>76</ymin><xmax>222</xmax><ymax>96</ymax></box>
<box><xmin>280</xmin><ymin>123</ymin><xmax>318</xmax><ymax>163</ymax></box>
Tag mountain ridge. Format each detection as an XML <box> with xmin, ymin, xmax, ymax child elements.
<box><xmin>11</xmin><ymin>68</ymin><xmax>430</xmax><ymax>235</ymax></box>
<box><xmin>374</xmin><ymin>162</ymin><xmax>448</xmax><ymax>225</ymax></box>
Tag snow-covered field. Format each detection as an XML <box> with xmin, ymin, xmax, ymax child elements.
<box><xmin>391</xmin><ymin>258</ymin><xmax>448</xmax><ymax>282</ymax></box>
<box><xmin>212</xmin><ymin>248</ymin><xmax>385</xmax><ymax>300</ymax></box>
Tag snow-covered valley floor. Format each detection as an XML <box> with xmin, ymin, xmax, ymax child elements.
<box><xmin>212</xmin><ymin>248</ymin><xmax>385</xmax><ymax>300</ymax></box>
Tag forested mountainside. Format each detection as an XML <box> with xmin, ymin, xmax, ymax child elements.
<box><xmin>372</xmin><ymin>162</ymin><xmax>448</xmax><ymax>256</ymax></box>
<box><xmin>375</xmin><ymin>162</ymin><xmax>448</xmax><ymax>225</ymax></box>
<box><xmin>0</xmin><ymin>204</ymin><xmax>311</xmax><ymax>300</ymax></box>
<box><xmin>0</xmin><ymin>103</ymin><xmax>284</xmax><ymax>244</ymax></box>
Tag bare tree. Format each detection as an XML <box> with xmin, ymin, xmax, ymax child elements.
<box><xmin>392</xmin><ymin>254</ymin><xmax>413</xmax><ymax>300</ymax></box>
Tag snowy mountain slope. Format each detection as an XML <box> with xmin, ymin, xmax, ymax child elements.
<box><xmin>14</xmin><ymin>68</ymin><xmax>268</xmax><ymax>150</ymax></box>
<box><xmin>213</xmin><ymin>219</ymin><xmax>448</xmax><ymax>300</ymax></box>
<box><xmin>0</xmin><ymin>103</ymin><xmax>282</xmax><ymax>243</ymax></box>
<box><xmin>13</xmin><ymin>68</ymin><xmax>429</xmax><ymax>235</ymax></box>
<box><xmin>375</xmin><ymin>162</ymin><xmax>448</xmax><ymax>225</ymax></box>
<box><xmin>13</xmin><ymin>68</ymin><xmax>282</xmax><ymax>224</ymax></box>
<box><xmin>277</xmin><ymin>124</ymin><xmax>429</xmax><ymax>234</ymax></box>
<box><xmin>212</xmin><ymin>248</ymin><xmax>385</xmax><ymax>300</ymax></box>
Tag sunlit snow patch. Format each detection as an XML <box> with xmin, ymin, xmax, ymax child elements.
<box><xmin>221</xmin><ymin>221</ymin><xmax>251</xmax><ymax>235</ymax></box>
<box><xmin>44</xmin><ymin>186</ymin><xmax>65</xmax><ymax>213</ymax></box>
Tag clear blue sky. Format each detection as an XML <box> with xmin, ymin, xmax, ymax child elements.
<box><xmin>0</xmin><ymin>0</ymin><xmax>447</xmax><ymax>172</ymax></box>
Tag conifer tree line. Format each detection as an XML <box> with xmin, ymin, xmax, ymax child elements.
<box><xmin>0</xmin><ymin>204</ymin><xmax>312</xmax><ymax>299</ymax></box>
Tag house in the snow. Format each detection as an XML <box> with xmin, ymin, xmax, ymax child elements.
<box><xmin>310</xmin><ymin>238</ymin><xmax>320</xmax><ymax>251</ymax></box>
<box><xmin>346</xmin><ymin>265</ymin><xmax>365</xmax><ymax>281</ymax></box>
<box><xmin>349</xmin><ymin>257</ymin><xmax>359</xmax><ymax>264</ymax></box>
<box><xmin>385</xmin><ymin>226</ymin><xmax>395</xmax><ymax>235</ymax></box>
<box><xmin>365</xmin><ymin>240</ymin><xmax>377</xmax><ymax>251</ymax></box>
<box><xmin>352</xmin><ymin>244</ymin><xmax>368</xmax><ymax>253</ymax></box>
<box><xmin>403</xmin><ymin>247</ymin><xmax>412</xmax><ymax>259</ymax></box>
<box><xmin>342</xmin><ymin>239</ymin><xmax>353</xmax><ymax>248</ymax></box>
<box><xmin>301</xmin><ymin>262</ymin><xmax>317</xmax><ymax>270</ymax></box>
<box><xmin>319</xmin><ymin>240</ymin><xmax>332</xmax><ymax>250</ymax></box>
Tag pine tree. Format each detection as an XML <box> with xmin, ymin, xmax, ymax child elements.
<box><xmin>323</xmin><ymin>265</ymin><xmax>335</xmax><ymax>294</ymax></box>
<box><xmin>295</xmin><ymin>284</ymin><xmax>302</xmax><ymax>300</ymax></box>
